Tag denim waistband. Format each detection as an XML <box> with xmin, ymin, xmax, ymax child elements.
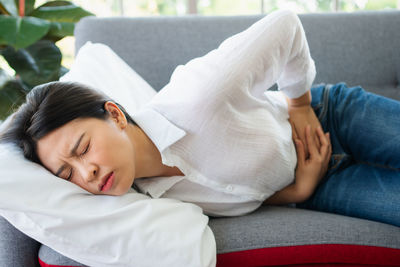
<box><xmin>311</xmin><ymin>83</ymin><xmax>332</xmax><ymax>121</ymax></box>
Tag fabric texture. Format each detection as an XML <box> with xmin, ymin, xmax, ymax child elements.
<box><xmin>38</xmin><ymin>205</ymin><xmax>400</xmax><ymax>266</ymax></box>
<box><xmin>0</xmin><ymin>143</ymin><xmax>215</xmax><ymax>267</ymax></box>
<box><xmin>134</xmin><ymin>10</ymin><xmax>316</xmax><ymax>217</ymax></box>
<box><xmin>0</xmin><ymin>42</ymin><xmax>216</xmax><ymax>267</ymax></box>
<box><xmin>39</xmin><ymin>245</ymin><xmax>86</xmax><ymax>267</ymax></box>
<box><xmin>0</xmin><ymin>216</ymin><xmax>41</xmax><ymax>267</ymax></box>
<box><xmin>209</xmin><ymin>206</ymin><xmax>400</xmax><ymax>252</ymax></box>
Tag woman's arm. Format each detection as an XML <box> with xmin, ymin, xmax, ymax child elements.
<box><xmin>284</xmin><ymin>92</ymin><xmax>323</xmax><ymax>158</ymax></box>
<box><xmin>263</xmin><ymin>125</ymin><xmax>332</xmax><ymax>205</ymax></box>
<box><xmin>263</xmin><ymin>183</ymin><xmax>305</xmax><ymax>205</ymax></box>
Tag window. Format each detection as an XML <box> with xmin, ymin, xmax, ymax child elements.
<box><xmin>67</xmin><ymin>0</ymin><xmax>400</xmax><ymax>17</ymax></box>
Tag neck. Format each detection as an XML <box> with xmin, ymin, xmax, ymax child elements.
<box><xmin>127</xmin><ymin>124</ymin><xmax>178</xmax><ymax>179</ymax></box>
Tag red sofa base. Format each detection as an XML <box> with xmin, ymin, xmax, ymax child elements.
<box><xmin>39</xmin><ymin>244</ymin><xmax>400</xmax><ymax>267</ymax></box>
<box><xmin>216</xmin><ymin>244</ymin><xmax>400</xmax><ymax>267</ymax></box>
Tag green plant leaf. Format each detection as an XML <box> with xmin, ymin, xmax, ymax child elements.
<box><xmin>0</xmin><ymin>0</ymin><xmax>17</xmax><ymax>16</ymax></box>
<box><xmin>0</xmin><ymin>15</ymin><xmax>50</xmax><ymax>49</ymax></box>
<box><xmin>45</xmin><ymin>21</ymin><xmax>74</xmax><ymax>41</ymax></box>
<box><xmin>0</xmin><ymin>75</ymin><xmax>27</xmax><ymax>120</ymax></box>
<box><xmin>2</xmin><ymin>39</ymin><xmax>61</xmax><ymax>87</ymax></box>
<box><xmin>59</xmin><ymin>65</ymin><xmax>68</xmax><ymax>76</ymax></box>
<box><xmin>35</xmin><ymin>0</ymin><xmax>70</xmax><ymax>7</ymax></box>
<box><xmin>30</xmin><ymin>1</ymin><xmax>94</xmax><ymax>23</ymax></box>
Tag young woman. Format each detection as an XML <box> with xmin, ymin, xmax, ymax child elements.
<box><xmin>1</xmin><ymin>10</ymin><xmax>399</xmax><ymax>227</ymax></box>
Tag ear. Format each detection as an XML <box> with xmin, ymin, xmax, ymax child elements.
<box><xmin>103</xmin><ymin>101</ymin><xmax>127</xmax><ymax>129</ymax></box>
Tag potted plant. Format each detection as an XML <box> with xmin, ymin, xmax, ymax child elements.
<box><xmin>0</xmin><ymin>0</ymin><xmax>94</xmax><ymax>120</ymax></box>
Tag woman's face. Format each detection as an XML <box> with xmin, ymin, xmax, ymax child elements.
<box><xmin>36</xmin><ymin>103</ymin><xmax>136</xmax><ymax>196</ymax></box>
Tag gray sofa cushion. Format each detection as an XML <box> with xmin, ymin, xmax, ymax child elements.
<box><xmin>0</xmin><ymin>216</ymin><xmax>41</xmax><ymax>267</ymax></box>
<box><xmin>39</xmin><ymin>245</ymin><xmax>86</xmax><ymax>267</ymax></box>
<box><xmin>210</xmin><ymin>206</ymin><xmax>400</xmax><ymax>253</ymax></box>
<box><xmin>38</xmin><ymin>206</ymin><xmax>400</xmax><ymax>266</ymax></box>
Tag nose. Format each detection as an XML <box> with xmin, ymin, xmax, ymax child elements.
<box><xmin>79</xmin><ymin>162</ymin><xmax>99</xmax><ymax>183</ymax></box>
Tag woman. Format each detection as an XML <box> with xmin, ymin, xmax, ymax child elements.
<box><xmin>1</xmin><ymin>10</ymin><xmax>399</xmax><ymax>227</ymax></box>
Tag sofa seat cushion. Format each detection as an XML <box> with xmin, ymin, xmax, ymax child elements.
<box><xmin>38</xmin><ymin>206</ymin><xmax>400</xmax><ymax>267</ymax></box>
<box><xmin>212</xmin><ymin>206</ymin><xmax>400</xmax><ymax>266</ymax></box>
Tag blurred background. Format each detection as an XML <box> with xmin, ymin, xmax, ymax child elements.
<box><xmin>1</xmin><ymin>0</ymin><xmax>400</xmax><ymax>75</ymax></box>
<box><xmin>50</xmin><ymin>0</ymin><xmax>400</xmax><ymax>70</ymax></box>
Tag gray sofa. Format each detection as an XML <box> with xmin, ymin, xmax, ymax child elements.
<box><xmin>1</xmin><ymin>10</ymin><xmax>400</xmax><ymax>267</ymax></box>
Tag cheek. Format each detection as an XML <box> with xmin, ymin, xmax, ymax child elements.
<box><xmin>90</xmin><ymin>144</ymin><xmax>114</xmax><ymax>165</ymax></box>
<box><xmin>93</xmin><ymin>132</ymin><xmax>134</xmax><ymax>167</ymax></box>
<box><xmin>73</xmin><ymin>179</ymin><xmax>91</xmax><ymax>192</ymax></box>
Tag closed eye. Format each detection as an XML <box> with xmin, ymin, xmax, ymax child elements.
<box><xmin>81</xmin><ymin>142</ymin><xmax>90</xmax><ymax>155</ymax></box>
<box><xmin>66</xmin><ymin>142</ymin><xmax>90</xmax><ymax>181</ymax></box>
<box><xmin>67</xmin><ymin>169</ymin><xmax>73</xmax><ymax>181</ymax></box>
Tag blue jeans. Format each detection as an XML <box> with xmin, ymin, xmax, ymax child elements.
<box><xmin>296</xmin><ymin>82</ymin><xmax>400</xmax><ymax>227</ymax></box>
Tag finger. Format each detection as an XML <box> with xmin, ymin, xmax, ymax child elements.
<box><xmin>314</xmin><ymin>127</ymin><xmax>322</xmax><ymax>150</ymax></box>
<box><xmin>325</xmin><ymin>132</ymin><xmax>331</xmax><ymax>149</ymax></box>
<box><xmin>322</xmin><ymin>132</ymin><xmax>332</xmax><ymax>164</ymax></box>
<box><xmin>291</xmin><ymin>122</ymin><xmax>308</xmax><ymax>158</ymax></box>
<box><xmin>306</xmin><ymin>124</ymin><xmax>318</xmax><ymax>158</ymax></box>
<box><xmin>326</xmin><ymin>132</ymin><xmax>332</xmax><ymax>156</ymax></box>
<box><xmin>325</xmin><ymin>133</ymin><xmax>332</xmax><ymax>168</ymax></box>
<box><xmin>317</xmin><ymin>127</ymin><xmax>328</xmax><ymax>146</ymax></box>
<box><xmin>298</xmin><ymin>136</ymin><xmax>310</xmax><ymax>160</ymax></box>
<box><xmin>294</xmin><ymin>138</ymin><xmax>305</xmax><ymax>164</ymax></box>
<box><xmin>316</xmin><ymin>127</ymin><xmax>328</xmax><ymax>155</ymax></box>
<box><xmin>290</xmin><ymin>120</ymin><xmax>299</xmax><ymax>141</ymax></box>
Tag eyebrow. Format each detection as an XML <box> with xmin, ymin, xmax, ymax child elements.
<box><xmin>55</xmin><ymin>132</ymin><xmax>86</xmax><ymax>177</ymax></box>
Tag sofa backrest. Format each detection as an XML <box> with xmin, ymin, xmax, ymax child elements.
<box><xmin>74</xmin><ymin>10</ymin><xmax>400</xmax><ymax>100</ymax></box>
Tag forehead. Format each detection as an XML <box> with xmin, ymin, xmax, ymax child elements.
<box><xmin>36</xmin><ymin>118</ymin><xmax>92</xmax><ymax>172</ymax></box>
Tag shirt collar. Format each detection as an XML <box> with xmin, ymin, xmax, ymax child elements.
<box><xmin>131</xmin><ymin>107</ymin><xmax>186</xmax><ymax>153</ymax></box>
<box><xmin>131</xmin><ymin>107</ymin><xmax>187</xmax><ymax>198</ymax></box>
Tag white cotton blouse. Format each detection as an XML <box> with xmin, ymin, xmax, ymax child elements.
<box><xmin>132</xmin><ymin>10</ymin><xmax>316</xmax><ymax>217</ymax></box>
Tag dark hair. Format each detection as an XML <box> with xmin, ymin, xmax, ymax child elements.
<box><xmin>0</xmin><ymin>81</ymin><xmax>137</xmax><ymax>164</ymax></box>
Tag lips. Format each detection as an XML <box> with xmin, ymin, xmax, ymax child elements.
<box><xmin>100</xmin><ymin>172</ymin><xmax>114</xmax><ymax>192</ymax></box>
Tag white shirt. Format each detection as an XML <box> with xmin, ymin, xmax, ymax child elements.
<box><xmin>133</xmin><ymin>10</ymin><xmax>316</xmax><ymax>217</ymax></box>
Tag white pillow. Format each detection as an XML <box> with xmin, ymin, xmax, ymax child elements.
<box><xmin>0</xmin><ymin>42</ymin><xmax>216</xmax><ymax>267</ymax></box>
<box><xmin>59</xmin><ymin>41</ymin><xmax>157</xmax><ymax>115</ymax></box>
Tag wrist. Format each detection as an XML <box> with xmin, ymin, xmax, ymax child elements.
<box><xmin>286</xmin><ymin>90</ymin><xmax>311</xmax><ymax>108</ymax></box>
<box><xmin>294</xmin><ymin>174</ymin><xmax>317</xmax><ymax>202</ymax></box>
<box><xmin>294</xmin><ymin>182</ymin><xmax>311</xmax><ymax>203</ymax></box>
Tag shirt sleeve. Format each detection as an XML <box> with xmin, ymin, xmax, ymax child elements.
<box><xmin>154</xmin><ymin>10</ymin><xmax>316</xmax><ymax>118</ymax></box>
<box><xmin>215</xmin><ymin>9</ymin><xmax>316</xmax><ymax>99</ymax></box>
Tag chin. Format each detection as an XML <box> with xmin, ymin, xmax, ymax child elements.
<box><xmin>111</xmin><ymin>187</ymin><xmax>130</xmax><ymax>196</ymax></box>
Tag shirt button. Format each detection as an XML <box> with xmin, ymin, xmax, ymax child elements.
<box><xmin>226</xmin><ymin>185</ymin><xmax>234</xmax><ymax>192</ymax></box>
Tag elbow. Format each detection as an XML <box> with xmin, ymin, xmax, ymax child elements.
<box><xmin>278</xmin><ymin>10</ymin><xmax>301</xmax><ymax>28</ymax></box>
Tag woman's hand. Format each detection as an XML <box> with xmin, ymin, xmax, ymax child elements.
<box><xmin>262</xmin><ymin>124</ymin><xmax>331</xmax><ymax>206</ymax></box>
<box><xmin>293</xmin><ymin>125</ymin><xmax>332</xmax><ymax>202</ymax></box>
<box><xmin>286</xmin><ymin>91</ymin><xmax>323</xmax><ymax>159</ymax></box>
